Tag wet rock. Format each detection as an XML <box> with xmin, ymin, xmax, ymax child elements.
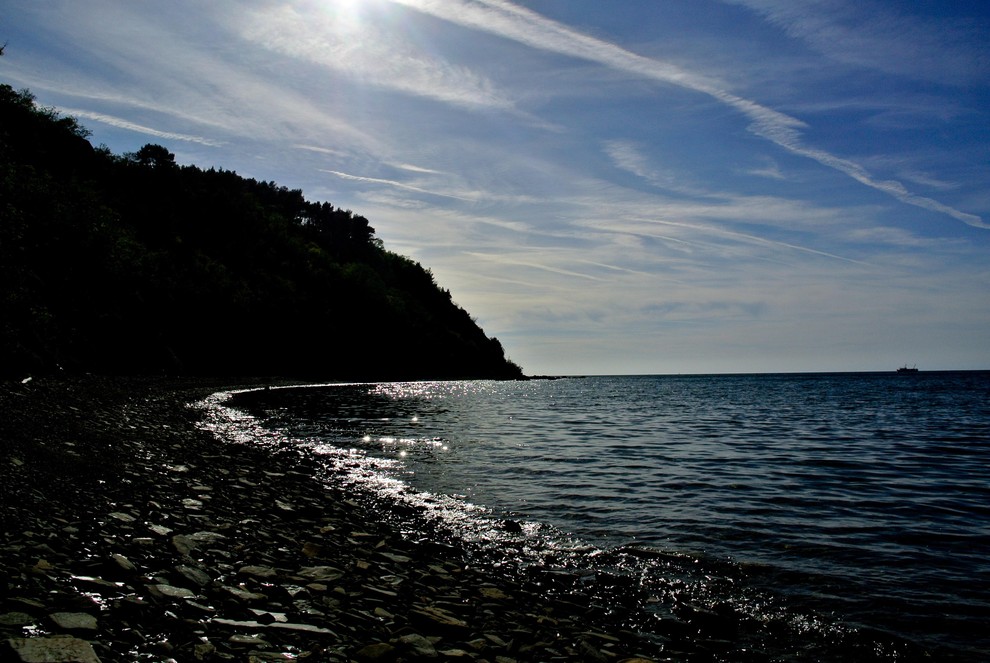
<box><xmin>193</xmin><ymin>641</ymin><xmax>216</xmax><ymax>660</ymax></box>
<box><xmin>176</xmin><ymin>564</ymin><xmax>212</xmax><ymax>587</ymax></box>
<box><xmin>377</xmin><ymin>552</ymin><xmax>411</xmax><ymax>564</ymax></box>
<box><xmin>479</xmin><ymin>586</ymin><xmax>511</xmax><ymax>601</ymax></box>
<box><xmin>397</xmin><ymin>633</ymin><xmax>439</xmax><ymax>658</ymax></box>
<box><xmin>70</xmin><ymin>576</ymin><xmax>120</xmax><ymax>595</ymax></box>
<box><xmin>147</xmin><ymin>583</ymin><xmax>197</xmax><ymax>600</ymax></box>
<box><xmin>221</xmin><ymin>586</ymin><xmax>266</xmax><ymax>601</ymax></box>
<box><xmin>409</xmin><ymin>606</ymin><xmax>470</xmax><ymax>633</ymax></box>
<box><xmin>108</xmin><ymin>511</ymin><xmax>137</xmax><ymax>523</ymax></box>
<box><xmin>4</xmin><ymin>636</ymin><xmax>103</xmax><ymax>663</ymax></box>
<box><xmin>238</xmin><ymin>565</ymin><xmax>277</xmax><ymax>579</ymax></box>
<box><xmin>49</xmin><ymin>612</ymin><xmax>98</xmax><ymax>631</ymax></box>
<box><xmin>0</xmin><ymin>613</ymin><xmax>35</xmax><ymax>627</ymax></box>
<box><xmin>109</xmin><ymin>553</ymin><xmax>136</xmax><ymax>574</ymax></box>
<box><xmin>297</xmin><ymin>566</ymin><xmax>344</xmax><ymax>582</ymax></box>
<box><xmin>269</xmin><ymin>622</ymin><xmax>337</xmax><ymax>636</ymax></box>
<box><xmin>229</xmin><ymin>633</ymin><xmax>269</xmax><ymax>646</ymax></box>
<box><xmin>355</xmin><ymin>641</ymin><xmax>396</xmax><ymax>661</ymax></box>
<box><xmin>172</xmin><ymin>531</ymin><xmax>225</xmax><ymax>555</ymax></box>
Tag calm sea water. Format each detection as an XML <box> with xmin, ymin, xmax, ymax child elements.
<box><xmin>209</xmin><ymin>372</ymin><xmax>990</xmax><ymax>660</ymax></box>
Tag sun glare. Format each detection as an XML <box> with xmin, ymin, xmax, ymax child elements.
<box><xmin>327</xmin><ymin>0</ymin><xmax>370</xmax><ymax>20</ymax></box>
<box><xmin>319</xmin><ymin>0</ymin><xmax>381</xmax><ymax>33</ymax></box>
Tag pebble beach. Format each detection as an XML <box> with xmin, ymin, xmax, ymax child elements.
<box><xmin>1</xmin><ymin>377</ymin><xmax>680</xmax><ymax>662</ymax></box>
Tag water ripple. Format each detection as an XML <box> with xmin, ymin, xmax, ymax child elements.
<box><xmin>221</xmin><ymin>372</ymin><xmax>990</xmax><ymax>660</ymax></box>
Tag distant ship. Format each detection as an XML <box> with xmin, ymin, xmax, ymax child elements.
<box><xmin>896</xmin><ymin>365</ymin><xmax>919</xmax><ymax>374</ymax></box>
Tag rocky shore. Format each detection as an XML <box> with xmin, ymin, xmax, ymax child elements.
<box><xmin>1</xmin><ymin>376</ymin><xmax>685</xmax><ymax>663</ymax></box>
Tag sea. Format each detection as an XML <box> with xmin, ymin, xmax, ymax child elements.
<box><xmin>201</xmin><ymin>371</ymin><xmax>990</xmax><ymax>661</ymax></box>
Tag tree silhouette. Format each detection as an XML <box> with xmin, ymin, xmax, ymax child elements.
<box><xmin>0</xmin><ymin>84</ymin><xmax>525</xmax><ymax>380</ymax></box>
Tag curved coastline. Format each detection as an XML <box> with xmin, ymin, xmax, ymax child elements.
<box><xmin>0</xmin><ymin>376</ymin><xmax>670</xmax><ymax>662</ymax></box>
<box><xmin>0</xmin><ymin>376</ymin><xmax>953</xmax><ymax>662</ymax></box>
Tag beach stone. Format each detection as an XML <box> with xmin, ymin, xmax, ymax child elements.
<box><xmin>239</xmin><ymin>565</ymin><xmax>277</xmax><ymax>579</ymax></box>
<box><xmin>172</xmin><ymin>531</ymin><xmax>225</xmax><ymax>554</ymax></box>
<box><xmin>228</xmin><ymin>634</ymin><xmax>268</xmax><ymax>646</ymax></box>
<box><xmin>31</xmin><ymin>559</ymin><xmax>53</xmax><ymax>573</ymax></box>
<box><xmin>49</xmin><ymin>612</ymin><xmax>98</xmax><ymax>631</ymax></box>
<box><xmin>70</xmin><ymin>576</ymin><xmax>119</xmax><ymax>594</ymax></box>
<box><xmin>147</xmin><ymin>584</ymin><xmax>196</xmax><ymax>600</ymax></box>
<box><xmin>193</xmin><ymin>642</ymin><xmax>216</xmax><ymax>660</ymax></box>
<box><xmin>269</xmin><ymin>622</ymin><xmax>337</xmax><ymax>635</ymax></box>
<box><xmin>377</xmin><ymin>552</ymin><xmax>411</xmax><ymax>564</ymax></box>
<box><xmin>483</xmin><ymin>633</ymin><xmax>509</xmax><ymax>648</ymax></box>
<box><xmin>7</xmin><ymin>599</ymin><xmax>45</xmax><ymax>614</ymax></box>
<box><xmin>397</xmin><ymin>633</ymin><xmax>438</xmax><ymax>658</ymax></box>
<box><xmin>108</xmin><ymin>511</ymin><xmax>136</xmax><ymax>523</ymax></box>
<box><xmin>222</xmin><ymin>586</ymin><xmax>266</xmax><ymax>601</ymax></box>
<box><xmin>479</xmin><ymin>587</ymin><xmax>511</xmax><ymax>601</ymax></box>
<box><xmin>298</xmin><ymin>566</ymin><xmax>344</xmax><ymax>582</ymax></box>
<box><xmin>110</xmin><ymin>553</ymin><xmax>136</xmax><ymax>573</ymax></box>
<box><xmin>355</xmin><ymin>642</ymin><xmax>396</xmax><ymax>661</ymax></box>
<box><xmin>0</xmin><ymin>613</ymin><xmax>35</xmax><ymax>627</ymax></box>
<box><xmin>4</xmin><ymin>636</ymin><xmax>103</xmax><ymax>662</ymax></box>
<box><xmin>410</xmin><ymin>606</ymin><xmax>470</xmax><ymax>633</ymax></box>
<box><xmin>176</xmin><ymin>565</ymin><xmax>211</xmax><ymax>587</ymax></box>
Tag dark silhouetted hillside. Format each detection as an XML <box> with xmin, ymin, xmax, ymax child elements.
<box><xmin>0</xmin><ymin>84</ymin><xmax>523</xmax><ymax>380</ymax></box>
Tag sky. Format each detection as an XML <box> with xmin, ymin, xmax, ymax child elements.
<box><xmin>3</xmin><ymin>1</ymin><xmax>989</xmax><ymax>375</ymax></box>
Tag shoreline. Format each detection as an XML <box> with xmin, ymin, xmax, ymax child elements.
<box><xmin>0</xmin><ymin>376</ymin><xmax>668</xmax><ymax>662</ymax></box>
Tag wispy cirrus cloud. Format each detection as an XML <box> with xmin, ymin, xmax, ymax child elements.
<box><xmin>389</xmin><ymin>0</ymin><xmax>986</xmax><ymax>229</ymax></box>
<box><xmin>722</xmin><ymin>0</ymin><xmax>990</xmax><ymax>86</ymax></box>
<box><xmin>320</xmin><ymin>169</ymin><xmax>474</xmax><ymax>201</ymax></box>
<box><xmin>744</xmin><ymin>156</ymin><xmax>787</xmax><ymax>180</ymax></box>
<box><xmin>239</xmin><ymin>3</ymin><xmax>515</xmax><ymax>111</ymax></box>
<box><xmin>59</xmin><ymin>108</ymin><xmax>223</xmax><ymax>146</ymax></box>
<box><xmin>603</xmin><ymin>140</ymin><xmax>708</xmax><ymax>196</ymax></box>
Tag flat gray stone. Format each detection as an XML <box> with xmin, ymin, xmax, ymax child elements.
<box><xmin>176</xmin><ymin>565</ymin><xmax>211</xmax><ymax>587</ymax></box>
<box><xmin>5</xmin><ymin>636</ymin><xmax>103</xmax><ymax>662</ymax></box>
<box><xmin>238</xmin><ymin>565</ymin><xmax>277</xmax><ymax>579</ymax></box>
<box><xmin>49</xmin><ymin>612</ymin><xmax>98</xmax><ymax>631</ymax></box>
<box><xmin>221</xmin><ymin>586</ymin><xmax>266</xmax><ymax>601</ymax></box>
<box><xmin>297</xmin><ymin>566</ymin><xmax>344</xmax><ymax>582</ymax></box>
<box><xmin>172</xmin><ymin>531</ymin><xmax>225</xmax><ymax>555</ymax></box>
<box><xmin>147</xmin><ymin>584</ymin><xmax>196</xmax><ymax>599</ymax></box>
<box><xmin>0</xmin><ymin>613</ymin><xmax>34</xmax><ymax>627</ymax></box>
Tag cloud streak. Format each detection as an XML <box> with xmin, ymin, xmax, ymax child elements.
<box><xmin>390</xmin><ymin>0</ymin><xmax>985</xmax><ymax>229</ymax></box>
<box><xmin>59</xmin><ymin>108</ymin><xmax>223</xmax><ymax>146</ymax></box>
<box><xmin>321</xmin><ymin>169</ymin><xmax>474</xmax><ymax>201</ymax></box>
<box><xmin>240</xmin><ymin>3</ymin><xmax>515</xmax><ymax>111</ymax></box>
<box><xmin>723</xmin><ymin>0</ymin><xmax>990</xmax><ymax>86</ymax></box>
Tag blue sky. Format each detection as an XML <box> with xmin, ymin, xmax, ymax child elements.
<box><xmin>4</xmin><ymin>0</ymin><xmax>989</xmax><ymax>375</ymax></box>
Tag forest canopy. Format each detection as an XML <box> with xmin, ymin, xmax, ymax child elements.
<box><xmin>0</xmin><ymin>84</ymin><xmax>523</xmax><ymax>380</ymax></box>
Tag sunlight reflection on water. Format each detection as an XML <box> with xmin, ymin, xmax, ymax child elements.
<box><xmin>195</xmin><ymin>373</ymin><xmax>990</xmax><ymax>661</ymax></box>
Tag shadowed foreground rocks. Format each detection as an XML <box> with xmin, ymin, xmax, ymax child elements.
<box><xmin>0</xmin><ymin>377</ymin><xmax>671</xmax><ymax>662</ymax></box>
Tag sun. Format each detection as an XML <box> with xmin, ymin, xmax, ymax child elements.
<box><xmin>327</xmin><ymin>0</ymin><xmax>371</xmax><ymax>18</ymax></box>
<box><xmin>320</xmin><ymin>0</ymin><xmax>379</xmax><ymax>30</ymax></box>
